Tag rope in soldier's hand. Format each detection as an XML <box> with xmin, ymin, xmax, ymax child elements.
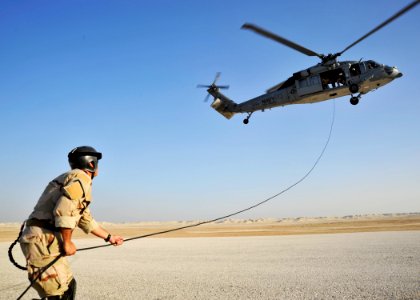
<box><xmin>15</xmin><ymin>100</ymin><xmax>335</xmax><ymax>299</ymax></box>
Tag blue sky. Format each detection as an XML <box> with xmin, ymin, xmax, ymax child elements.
<box><xmin>0</xmin><ymin>0</ymin><xmax>419</xmax><ymax>222</ymax></box>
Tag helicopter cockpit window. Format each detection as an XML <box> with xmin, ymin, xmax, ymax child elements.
<box><xmin>367</xmin><ymin>60</ymin><xmax>380</xmax><ymax>69</ymax></box>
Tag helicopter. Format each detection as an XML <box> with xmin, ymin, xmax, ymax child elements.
<box><xmin>198</xmin><ymin>1</ymin><xmax>418</xmax><ymax>124</ymax></box>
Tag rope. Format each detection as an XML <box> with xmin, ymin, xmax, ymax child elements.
<box><xmin>14</xmin><ymin>101</ymin><xmax>335</xmax><ymax>298</ymax></box>
<box><xmin>8</xmin><ymin>223</ymin><xmax>27</xmax><ymax>271</ymax></box>
<box><xmin>81</xmin><ymin>100</ymin><xmax>336</xmax><ymax>250</ymax></box>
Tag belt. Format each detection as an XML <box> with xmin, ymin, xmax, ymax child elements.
<box><xmin>26</xmin><ymin>218</ymin><xmax>59</xmax><ymax>232</ymax></box>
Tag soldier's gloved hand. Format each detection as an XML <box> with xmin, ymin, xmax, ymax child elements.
<box><xmin>109</xmin><ymin>235</ymin><xmax>124</xmax><ymax>246</ymax></box>
<box><xmin>63</xmin><ymin>240</ymin><xmax>77</xmax><ymax>256</ymax></box>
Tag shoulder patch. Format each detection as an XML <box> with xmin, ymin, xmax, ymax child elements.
<box><xmin>62</xmin><ymin>180</ymin><xmax>85</xmax><ymax>200</ymax></box>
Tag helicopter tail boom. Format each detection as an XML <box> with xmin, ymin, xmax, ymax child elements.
<box><xmin>210</xmin><ymin>95</ymin><xmax>237</xmax><ymax>119</ymax></box>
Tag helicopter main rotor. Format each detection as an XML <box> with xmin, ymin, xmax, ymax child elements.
<box><xmin>241</xmin><ymin>23</ymin><xmax>323</xmax><ymax>59</ymax></box>
<box><xmin>242</xmin><ymin>0</ymin><xmax>419</xmax><ymax>64</ymax></box>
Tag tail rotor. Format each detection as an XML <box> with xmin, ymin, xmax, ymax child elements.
<box><xmin>197</xmin><ymin>72</ymin><xmax>229</xmax><ymax>102</ymax></box>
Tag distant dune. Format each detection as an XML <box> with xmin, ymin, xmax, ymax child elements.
<box><xmin>2</xmin><ymin>213</ymin><xmax>419</xmax><ymax>242</ymax></box>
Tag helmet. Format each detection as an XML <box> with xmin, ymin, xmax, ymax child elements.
<box><xmin>68</xmin><ymin>146</ymin><xmax>102</xmax><ymax>173</ymax></box>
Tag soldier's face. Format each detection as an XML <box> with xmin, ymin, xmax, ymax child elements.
<box><xmin>87</xmin><ymin>161</ymin><xmax>99</xmax><ymax>178</ymax></box>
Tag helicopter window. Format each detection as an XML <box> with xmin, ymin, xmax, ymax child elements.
<box><xmin>367</xmin><ymin>60</ymin><xmax>379</xmax><ymax>69</ymax></box>
<box><xmin>349</xmin><ymin>63</ymin><xmax>361</xmax><ymax>76</ymax></box>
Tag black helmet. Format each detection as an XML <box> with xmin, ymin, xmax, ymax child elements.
<box><xmin>68</xmin><ymin>146</ymin><xmax>102</xmax><ymax>173</ymax></box>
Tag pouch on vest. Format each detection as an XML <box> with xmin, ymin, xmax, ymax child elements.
<box><xmin>62</xmin><ymin>180</ymin><xmax>85</xmax><ymax>200</ymax></box>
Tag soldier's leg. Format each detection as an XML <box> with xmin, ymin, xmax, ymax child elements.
<box><xmin>42</xmin><ymin>278</ymin><xmax>76</xmax><ymax>300</ymax></box>
<box><xmin>19</xmin><ymin>227</ymin><xmax>74</xmax><ymax>298</ymax></box>
<box><xmin>60</xmin><ymin>278</ymin><xmax>76</xmax><ymax>300</ymax></box>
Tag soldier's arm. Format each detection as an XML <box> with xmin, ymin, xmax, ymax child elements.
<box><xmin>54</xmin><ymin>179</ymin><xmax>85</xmax><ymax>256</ymax></box>
<box><xmin>54</xmin><ymin>179</ymin><xmax>85</xmax><ymax>229</ymax></box>
<box><xmin>91</xmin><ymin>226</ymin><xmax>124</xmax><ymax>246</ymax></box>
<box><xmin>79</xmin><ymin>204</ymin><xmax>124</xmax><ymax>246</ymax></box>
<box><xmin>78</xmin><ymin>206</ymin><xmax>99</xmax><ymax>234</ymax></box>
<box><xmin>54</xmin><ymin>194</ymin><xmax>79</xmax><ymax>256</ymax></box>
<box><xmin>61</xmin><ymin>228</ymin><xmax>77</xmax><ymax>256</ymax></box>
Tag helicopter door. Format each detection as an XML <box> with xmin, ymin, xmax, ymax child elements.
<box><xmin>320</xmin><ymin>68</ymin><xmax>346</xmax><ymax>89</ymax></box>
<box><xmin>296</xmin><ymin>75</ymin><xmax>323</xmax><ymax>96</ymax></box>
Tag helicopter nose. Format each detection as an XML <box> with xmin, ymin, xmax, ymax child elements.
<box><xmin>385</xmin><ymin>66</ymin><xmax>403</xmax><ymax>78</ymax></box>
<box><xmin>391</xmin><ymin>67</ymin><xmax>402</xmax><ymax>78</ymax></box>
<box><xmin>392</xmin><ymin>67</ymin><xmax>403</xmax><ymax>78</ymax></box>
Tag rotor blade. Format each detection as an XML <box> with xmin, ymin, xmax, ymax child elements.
<box><xmin>204</xmin><ymin>93</ymin><xmax>211</xmax><ymax>102</ymax></box>
<box><xmin>338</xmin><ymin>0</ymin><xmax>420</xmax><ymax>56</ymax></box>
<box><xmin>241</xmin><ymin>23</ymin><xmax>323</xmax><ymax>58</ymax></box>
<box><xmin>197</xmin><ymin>84</ymin><xmax>229</xmax><ymax>89</ymax></box>
<box><xmin>213</xmin><ymin>72</ymin><xmax>221</xmax><ymax>85</ymax></box>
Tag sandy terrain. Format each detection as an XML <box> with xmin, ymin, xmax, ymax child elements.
<box><xmin>1</xmin><ymin>214</ymin><xmax>420</xmax><ymax>299</ymax></box>
<box><xmin>1</xmin><ymin>231</ymin><xmax>419</xmax><ymax>299</ymax></box>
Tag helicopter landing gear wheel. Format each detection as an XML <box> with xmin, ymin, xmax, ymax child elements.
<box><xmin>349</xmin><ymin>83</ymin><xmax>359</xmax><ymax>94</ymax></box>
<box><xmin>350</xmin><ymin>96</ymin><xmax>359</xmax><ymax>105</ymax></box>
<box><xmin>243</xmin><ymin>112</ymin><xmax>253</xmax><ymax>125</ymax></box>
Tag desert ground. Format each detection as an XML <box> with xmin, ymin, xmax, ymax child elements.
<box><xmin>1</xmin><ymin>214</ymin><xmax>419</xmax><ymax>299</ymax></box>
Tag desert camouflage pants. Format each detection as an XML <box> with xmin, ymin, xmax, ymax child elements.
<box><xmin>19</xmin><ymin>226</ymin><xmax>73</xmax><ymax>298</ymax></box>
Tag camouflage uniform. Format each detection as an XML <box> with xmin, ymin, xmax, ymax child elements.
<box><xmin>19</xmin><ymin>169</ymin><xmax>99</xmax><ymax>298</ymax></box>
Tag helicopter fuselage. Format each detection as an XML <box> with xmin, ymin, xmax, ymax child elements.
<box><xmin>233</xmin><ymin>60</ymin><xmax>402</xmax><ymax>113</ymax></box>
<box><xmin>209</xmin><ymin>59</ymin><xmax>402</xmax><ymax>122</ymax></box>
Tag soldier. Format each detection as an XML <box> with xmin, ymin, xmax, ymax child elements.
<box><xmin>19</xmin><ymin>146</ymin><xmax>124</xmax><ymax>299</ymax></box>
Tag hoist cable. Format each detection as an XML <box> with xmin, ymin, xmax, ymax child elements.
<box><xmin>78</xmin><ymin>100</ymin><xmax>335</xmax><ymax>251</ymax></box>
<box><xmin>14</xmin><ymin>100</ymin><xmax>335</xmax><ymax>299</ymax></box>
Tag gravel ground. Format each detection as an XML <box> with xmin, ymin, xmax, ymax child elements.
<box><xmin>2</xmin><ymin>231</ymin><xmax>420</xmax><ymax>299</ymax></box>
